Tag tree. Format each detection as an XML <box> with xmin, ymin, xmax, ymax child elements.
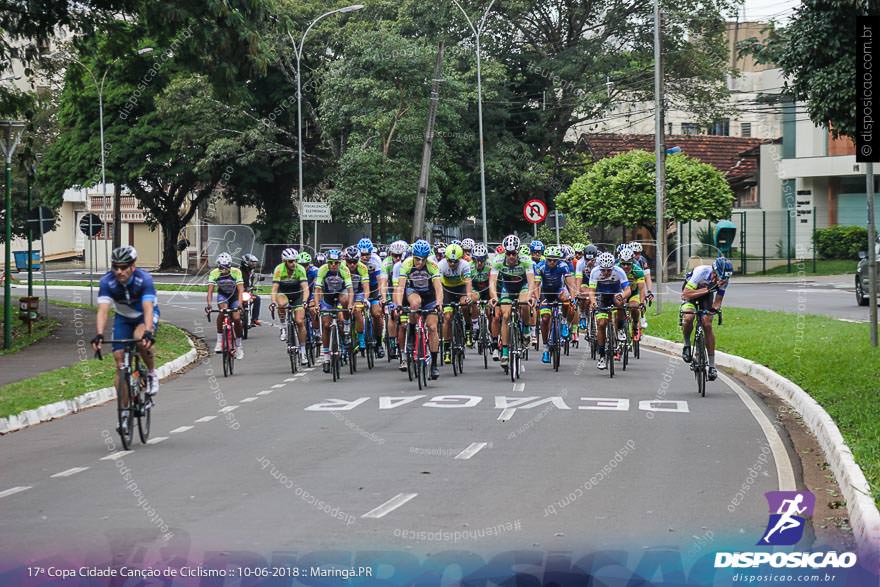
<box><xmin>743</xmin><ymin>0</ymin><xmax>872</xmax><ymax>139</ymax></box>
<box><xmin>557</xmin><ymin>150</ymin><xmax>734</xmax><ymax>236</ymax></box>
<box><xmin>536</xmin><ymin>214</ymin><xmax>593</xmax><ymax>246</ymax></box>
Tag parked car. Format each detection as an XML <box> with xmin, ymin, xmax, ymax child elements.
<box><xmin>856</xmin><ymin>240</ymin><xmax>880</xmax><ymax>306</ymax></box>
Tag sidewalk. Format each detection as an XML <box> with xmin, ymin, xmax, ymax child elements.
<box><xmin>0</xmin><ymin>302</ymin><xmax>95</xmax><ymax>388</ymax></box>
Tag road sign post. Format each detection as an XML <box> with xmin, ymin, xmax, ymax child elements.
<box><xmin>28</xmin><ymin>206</ymin><xmax>56</xmax><ymax>317</ymax></box>
<box><xmin>80</xmin><ymin>213</ymin><xmax>102</xmax><ymax>306</ymax></box>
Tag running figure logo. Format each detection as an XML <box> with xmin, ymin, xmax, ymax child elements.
<box><xmin>758</xmin><ymin>491</ymin><xmax>815</xmax><ymax>546</ymax></box>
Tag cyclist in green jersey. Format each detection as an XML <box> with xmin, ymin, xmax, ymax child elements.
<box><xmin>314</xmin><ymin>249</ymin><xmax>354</xmax><ymax>368</ymax></box>
<box><xmin>344</xmin><ymin>245</ymin><xmax>372</xmax><ymax>350</ymax></box>
<box><xmin>206</xmin><ymin>252</ymin><xmax>246</xmax><ymax>359</ymax></box>
<box><xmin>617</xmin><ymin>246</ymin><xmax>647</xmax><ymax>341</ymax></box>
<box><xmin>271</xmin><ymin>247</ymin><xmax>311</xmax><ymax>363</ymax></box>
<box><xmin>489</xmin><ymin>234</ymin><xmax>536</xmax><ymax>367</ymax></box>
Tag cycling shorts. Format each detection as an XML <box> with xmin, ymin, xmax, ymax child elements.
<box><xmin>112</xmin><ymin>313</ymin><xmax>160</xmax><ymax>352</ymax></box>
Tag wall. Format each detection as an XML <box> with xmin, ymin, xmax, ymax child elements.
<box><xmin>759</xmin><ymin>143</ymin><xmax>784</xmax><ymax>209</ymax></box>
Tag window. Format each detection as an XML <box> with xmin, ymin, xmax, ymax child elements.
<box><xmin>708</xmin><ymin>119</ymin><xmax>730</xmax><ymax>136</ymax></box>
<box><xmin>681</xmin><ymin>122</ymin><xmax>700</xmax><ymax>135</ymax></box>
<box><xmin>667</xmin><ymin>122</ymin><xmax>673</xmax><ymax>135</ymax></box>
<box><xmin>741</xmin><ymin>122</ymin><xmax>752</xmax><ymax>138</ymax></box>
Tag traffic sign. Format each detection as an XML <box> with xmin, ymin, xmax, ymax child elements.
<box><xmin>27</xmin><ymin>206</ymin><xmax>55</xmax><ymax>236</ymax></box>
<box><xmin>300</xmin><ymin>201</ymin><xmax>332</xmax><ymax>221</ymax></box>
<box><xmin>79</xmin><ymin>213</ymin><xmax>103</xmax><ymax>237</ymax></box>
<box><xmin>523</xmin><ymin>199</ymin><xmax>547</xmax><ymax>224</ymax></box>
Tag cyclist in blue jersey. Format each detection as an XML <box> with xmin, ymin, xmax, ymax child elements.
<box><xmin>358</xmin><ymin>238</ymin><xmax>388</xmax><ymax>359</ymax></box>
<box><xmin>535</xmin><ymin>246</ymin><xmax>576</xmax><ymax>364</ymax></box>
<box><xmin>586</xmin><ymin>252</ymin><xmax>632</xmax><ymax>370</ymax></box>
<box><xmin>91</xmin><ymin>246</ymin><xmax>160</xmax><ymax>396</ymax></box>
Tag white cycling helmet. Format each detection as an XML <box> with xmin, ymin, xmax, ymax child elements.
<box><xmin>281</xmin><ymin>247</ymin><xmax>299</xmax><ymax>261</ymax></box>
<box><xmin>217</xmin><ymin>252</ymin><xmax>233</xmax><ymax>267</ymax></box>
<box><xmin>389</xmin><ymin>240</ymin><xmax>407</xmax><ymax>256</ymax></box>
<box><xmin>629</xmin><ymin>241</ymin><xmax>643</xmax><ymax>253</ymax></box>
<box><xmin>597</xmin><ymin>252</ymin><xmax>616</xmax><ymax>269</ymax></box>
<box><xmin>502</xmin><ymin>234</ymin><xmax>521</xmax><ymax>252</ymax></box>
<box><xmin>461</xmin><ymin>238</ymin><xmax>475</xmax><ymax>252</ymax></box>
<box><xmin>472</xmin><ymin>243</ymin><xmax>488</xmax><ymax>259</ymax></box>
<box><xmin>618</xmin><ymin>247</ymin><xmax>634</xmax><ymax>262</ymax></box>
<box><xmin>561</xmin><ymin>244</ymin><xmax>574</xmax><ymax>259</ymax></box>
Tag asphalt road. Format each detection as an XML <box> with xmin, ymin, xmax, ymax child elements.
<box><xmin>0</xmin><ymin>288</ymin><xmax>798</xmax><ymax>570</ymax></box>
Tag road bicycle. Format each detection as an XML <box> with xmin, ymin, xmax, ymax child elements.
<box><xmin>356</xmin><ymin>301</ymin><xmax>376</xmax><ymax>370</ymax></box>
<box><xmin>404</xmin><ymin>307</ymin><xmax>434</xmax><ymax>390</ymax></box>
<box><xmin>543</xmin><ymin>300</ymin><xmax>565</xmax><ymax>371</ymax></box>
<box><xmin>95</xmin><ymin>338</ymin><xmax>152</xmax><ymax>450</ymax></box>
<box><xmin>444</xmin><ymin>301</ymin><xmax>468</xmax><ymax>376</ymax></box>
<box><xmin>595</xmin><ymin>304</ymin><xmax>622</xmax><ymax>379</ymax></box>
<box><xmin>206</xmin><ymin>307</ymin><xmax>237</xmax><ymax>377</ymax></box>
<box><xmin>578</xmin><ymin>298</ymin><xmax>600</xmax><ymax>360</ymax></box>
<box><xmin>475</xmin><ymin>299</ymin><xmax>493</xmax><ymax>370</ymax></box>
<box><xmin>501</xmin><ymin>301</ymin><xmax>532</xmax><ymax>382</ymax></box>
<box><xmin>319</xmin><ymin>307</ymin><xmax>352</xmax><ymax>382</ymax></box>
<box><xmin>681</xmin><ymin>307</ymin><xmax>722</xmax><ymax>397</ymax></box>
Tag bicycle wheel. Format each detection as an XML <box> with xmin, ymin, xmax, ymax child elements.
<box><xmin>222</xmin><ymin>325</ymin><xmax>231</xmax><ymax>377</ymax></box>
<box><xmin>349</xmin><ymin>337</ymin><xmax>358</xmax><ymax>374</ymax></box>
<box><xmin>695</xmin><ymin>331</ymin><xmax>707</xmax><ymax>397</ymax></box>
<box><xmin>606</xmin><ymin>321</ymin><xmax>615</xmax><ymax>379</ymax></box>
<box><xmin>420</xmin><ymin>356</ymin><xmax>428</xmax><ymax>388</ymax></box>
<box><xmin>116</xmin><ymin>372</ymin><xmax>134</xmax><ymax>450</ymax></box>
<box><xmin>134</xmin><ymin>366</ymin><xmax>151</xmax><ymax>444</ymax></box>
<box><xmin>228</xmin><ymin>325</ymin><xmax>236</xmax><ymax>376</ymax></box>
<box><xmin>242</xmin><ymin>306</ymin><xmax>250</xmax><ymax>340</ymax></box>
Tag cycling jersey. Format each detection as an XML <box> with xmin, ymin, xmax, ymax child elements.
<box><xmin>315</xmin><ymin>264</ymin><xmax>353</xmax><ymax>296</ymax></box>
<box><xmin>635</xmin><ymin>254</ymin><xmax>651</xmax><ymax>272</ymax></box>
<box><xmin>305</xmin><ymin>265</ymin><xmax>319</xmax><ymax>289</ymax></box>
<box><xmin>617</xmin><ymin>262</ymin><xmax>646</xmax><ymax>286</ymax></box>
<box><xmin>399</xmin><ymin>257</ymin><xmax>441</xmax><ymax>293</ymax></box>
<box><xmin>575</xmin><ymin>258</ymin><xmax>597</xmax><ymax>281</ymax></box>
<box><xmin>587</xmin><ymin>266</ymin><xmax>631</xmax><ymax>295</ymax></box>
<box><xmin>684</xmin><ymin>265</ymin><xmax>729</xmax><ymax>297</ymax></box>
<box><xmin>491</xmin><ymin>256</ymin><xmax>534</xmax><ymax>293</ymax></box>
<box><xmin>438</xmin><ymin>258</ymin><xmax>473</xmax><ymax>288</ymax></box>
<box><xmin>470</xmin><ymin>262</ymin><xmax>491</xmax><ymax>291</ymax></box>
<box><xmin>272</xmin><ymin>262</ymin><xmax>308</xmax><ymax>294</ymax></box>
<box><xmin>98</xmin><ymin>268</ymin><xmax>160</xmax><ymax>320</ymax></box>
<box><xmin>535</xmin><ymin>260</ymin><xmax>570</xmax><ymax>294</ymax></box>
<box><xmin>208</xmin><ymin>267</ymin><xmax>244</xmax><ymax>300</ymax></box>
<box><xmin>345</xmin><ymin>261</ymin><xmax>371</xmax><ymax>296</ymax></box>
<box><xmin>362</xmin><ymin>252</ymin><xmax>385</xmax><ymax>289</ymax></box>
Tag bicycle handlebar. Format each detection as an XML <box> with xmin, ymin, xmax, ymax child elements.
<box><xmin>93</xmin><ymin>338</ymin><xmax>143</xmax><ymax>360</ymax></box>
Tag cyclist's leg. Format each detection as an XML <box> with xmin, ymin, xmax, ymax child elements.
<box><xmin>111</xmin><ymin>317</ymin><xmax>134</xmax><ymax>401</ymax></box>
<box><xmin>370</xmin><ymin>299</ymin><xmax>384</xmax><ymax>344</ymax></box>
<box><xmin>294</xmin><ymin>305</ymin><xmax>307</xmax><ymax>347</ymax></box>
<box><xmin>517</xmin><ymin>289</ymin><xmax>531</xmax><ymax>331</ymax></box>
<box><xmin>628</xmin><ymin>296</ymin><xmax>640</xmax><ymax>335</ymax></box>
<box><xmin>250</xmin><ymin>293</ymin><xmax>261</xmax><ymax>324</ymax></box>
<box><xmin>228</xmin><ymin>299</ymin><xmax>243</xmax><ymax>346</ymax></box>
<box><xmin>539</xmin><ymin>296</ymin><xmax>551</xmax><ymax>344</ymax></box>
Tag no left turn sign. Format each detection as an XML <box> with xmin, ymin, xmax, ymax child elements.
<box><xmin>523</xmin><ymin>199</ymin><xmax>548</xmax><ymax>224</ymax></box>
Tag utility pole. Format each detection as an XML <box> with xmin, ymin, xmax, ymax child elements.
<box><xmin>112</xmin><ymin>183</ymin><xmax>122</xmax><ymax>248</ymax></box>
<box><xmin>412</xmin><ymin>42</ymin><xmax>445</xmax><ymax>242</ymax></box>
<box><xmin>867</xmin><ymin>162</ymin><xmax>878</xmax><ymax>346</ymax></box>
<box><xmin>653</xmin><ymin>0</ymin><xmax>665</xmax><ymax>315</ymax></box>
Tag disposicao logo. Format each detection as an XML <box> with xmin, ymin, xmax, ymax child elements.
<box><xmin>758</xmin><ymin>490</ymin><xmax>815</xmax><ymax>546</ymax></box>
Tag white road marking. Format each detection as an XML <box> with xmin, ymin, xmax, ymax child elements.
<box><xmin>271</xmin><ymin>383</ymin><xmax>286</xmax><ymax>389</ymax></box>
<box><xmin>147</xmin><ymin>437</ymin><xmax>168</xmax><ymax>445</ymax></box>
<box><xmin>240</xmin><ymin>397</ymin><xmax>258</xmax><ymax>403</ymax></box>
<box><xmin>170</xmin><ymin>426</ymin><xmax>193</xmax><ymax>434</ymax></box>
<box><xmin>498</xmin><ymin>409</ymin><xmax>516</xmax><ymax>421</ymax></box>
<box><xmin>195</xmin><ymin>416</ymin><xmax>217</xmax><ymax>423</ymax></box>
<box><xmin>838</xmin><ymin>318</ymin><xmax>867</xmax><ymax>323</ymax></box>
<box><xmin>256</xmin><ymin>390</ymin><xmax>274</xmax><ymax>396</ymax></box>
<box><xmin>304</xmin><ymin>368</ymin><xmax>315</xmax><ymax>372</ymax></box>
<box><xmin>784</xmin><ymin>288</ymin><xmax>848</xmax><ymax>295</ymax></box>
<box><xmin>0</xmin><ymin>486</ymin><xmax>32</xmax><ymax>498</ymax></box>
<box><xmin>219</xmin><ymin>406</ymin><xmax>239</xmax><ymax>413</ymax></box>
<box><xmin>51</xmin><ymin>467</ymin><xmax>89</xmax><ymax>478</ymax></box>
<box><xmin>513</xmin><ymin>383</ymin><xmax>525</xmax><ymax>392</ymax></box>
<box><xmin>455</xmin><ymin>442</ymin><xmax>488</xmax><ymax>460</ymax></box>
<box><xmin>284</xmin><ymin>376</ymin><xmax>302</xmax><ymax>381</ymax></box>
<box><xmin>101</xmin><ymin>451</ymin><xmax>132</xmax><ymax>461</ymax></box>
<box><xmin>362</xmin><ymin>493</ymin><xmax>418</xmax><ymax>518</ymax></box>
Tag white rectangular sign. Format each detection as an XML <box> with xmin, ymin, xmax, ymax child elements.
<box><xmin>301</xmin><ymin>201</ymin><xmax>332</xmax><ymax>221</ymax></box>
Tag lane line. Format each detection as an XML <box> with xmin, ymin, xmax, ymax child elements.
<box><xmin>195</xmin><ymin>416</ymin><xmax>216</xmax><ymax>423</ymax></box>
<box><xmin>240</xmin><ymin>397</ymin><xmax>258</xmax><ymax>403</ymax></box>
<box><xmin>219</xmin><ymin>406</ymin><xmax>239</xmax><ymax>413</ymax></box>
<box><xmin>147</xmin><ymin>437</ymin><xmax>168</xmax><ymax>445</ymax></box>
<box><xmin>513</xmin><ymin>383</ymin><xmax>525</xmax><ymax>393</ymax></box>
<box><xmin>170</xmin><ymin>426</ymin><xmax>193</xmax><ymax>434</ymax></box>
<box><xmin>101</xmin><ymin>451</ymin><xmax>132</xmax><ymax>461</ymax></box>
<box><xmin>0</xmin><ymin>486</ymin><xmax>32</xmax><ymax>499</ymax></box>
<box><xmin>271</xmin><ymin>384</ymin><xmax>286</xmax><ymax>389</ymax></box>
<box><xmin>51</xmin><ymin>467</ymin><xmax>89</xmax><ymax>478</ymax></box>
<box><xmin>256</xmin><ymin>390</ymin><xmax>274</xmax><ymax>396</ymax></box>
<box><xmin>455</xmin><ymin>442</ymin><xmax>488</xmax><ymax>460</ymax></box>
<box><xmin>498</xmin><ymin>409</ymin><xmax>516</xmax><ymax>421</ymax></box>
<box><xmin>362</xmin><ymin>493</ymin><xmax>418</xmax><ymax>519</ymax></box>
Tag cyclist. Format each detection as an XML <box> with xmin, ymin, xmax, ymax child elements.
<box><xmin>300</xmin><ymin>252</ymin><xmax>320</xmax><ymax>349</ymax></box>
<box><xmin>206</xmin><ymin>252</ymin><xmax>246</xmax><ymax>359</ymax></box>
<box><xmin>629</xmin><ymin>241</ymin><xmax>654</xmax><ymax>330</ymax></box>
<box><xmin>529</xmin><ymin>240</ymin><xmax>545</xmax><ymax>266</ymax></box>
<box><xmin>438</xmin><ymin>243</ymin><xmax>475</xmax><ymax>363</ymax></box>
<box><xmin>314</xmin><ymin>249</ymin><xmax>354</xmax><ymax>370</ymax></box>
<box><xmin>536</xmin><ymin>245</ymin><xmax>576</xmax><ymax>364</ymax></box>
<box><xmin>270</xmin><ymin>248</ymin><xmax>310</xmax><ymax>365</ymax></box>
<box><xmin>617</xmin><ymin>246</ymin><xmax>647</xmax><ymax>341</ymax></box>
<box><xmin>343</xmin><ymin>245</ymin><xmax>372</xmax><ymax>351</ymax></box>
<box><xmin>586</xmin><ymin>252</ymin><xmax>631</xmax><ymax>370</ymax></box>
<box><xmin>358</xmin><ymin>238</ymin><xmax>387</xmax><ymax>358</ymax></box>
<box><xmin>572</xmin><ymin>242</ymin><xmax>585</xmax><ymax>267</ymax></box>
<box><xmin>680</xmin><ymin>257</ymin><xmax>732</xmax><ymax>381</ymax></box>
<box><xmin>575</xmin><ymin>244</ymin><xmax>599</xmax><ymax>330</ymax></box>
<box><xmin>384</xmin><ymin>240</ymin><xmax>408</xmax><ymax>359</ymax></box>
<box><xmin>314</xmin><ymin>252</ymin><xmax>326</xmax><ymax>268</ymax></box>
<box><xmin>432</xmin><ymin>242</ymin><xmax>446</xmax><ymax>264</ymax></box>
<box><xmin>240</xmin><ymin>253</ymin><xmax>262</xmax><ymax>327</ymax></box>
<box><xmin>92</xmin><ymin>246</ymin><xmax>160</xmax><ymax>397</ymax></box>
<box><xmin>394</xmin><ymin>239</ymin><xmax>443</xmax><ymax>380</ymax></box>
<box><xmin>461</xmin><ymin>238</ymin><xmax>476</xmax><ymax>262</ymax></box>
<box><xmin>489</xmin><ymin>234</ymin><xmax>536</xmax><ymax>367</ymax></box>
<box><xmin>470</xmin><ymin>243</ymin><xmax>495</xmax><ymax>351</ymax></box>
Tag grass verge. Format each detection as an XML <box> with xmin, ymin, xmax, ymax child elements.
<box><xmin>647</xmin><ymin>306</ymin><xmax>880</xmax><ymax>506</ymax></box>
<box><xmin>748</xmin><ymin>259</ymin><xmax>855</xmax><ymax>276</ymax></box>
<box><xmin>40</xmin><ymin>279</ymin><xmax>208</xmax><ymax>292</ymax></box>
<box><xmin>0</xmin><ymin>307</ymin><xmax>192</xmax><ymax>419</ymax></box>
<box><xmin>0</xmin><ymin>312</ymin><xmax>60</xmax><ymax>357</ymax></box>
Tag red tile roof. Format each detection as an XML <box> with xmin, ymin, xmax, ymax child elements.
<box><xmin>576</xmin><ymin>134</ymin><xmax>777</xmax><ymax>183</ymax></box>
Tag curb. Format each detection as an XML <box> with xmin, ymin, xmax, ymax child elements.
<box><xmin>0</xmin><ymin>336</ymin><xmax>198</xmax><ymax>435</ymax></box>
<box><xmin>642</xmin><ymin>335</ymin><xmax>880</xmax><ymax>572</ymax></box>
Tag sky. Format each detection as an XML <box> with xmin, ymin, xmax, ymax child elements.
<box><xmin>740</xmin><ymin>0</ymin><xmax>801</xmax><ymax>23</ymax></box>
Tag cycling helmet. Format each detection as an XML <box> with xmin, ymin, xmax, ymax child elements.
<box><xmin>435</xmin><ymin>245</ymin><xmax>446</xmax><ymax>257</ymax></box>
<box><xmin>326</xmin><ymin>249</ymin><xmax>342</xmax><ymax>262</ymax></box>
<box><xmin>357</xmin><ymin>238</ymin><xmax>374</xmax><ymax>253</ymax></box>
<box><xmin>713</xmin><ymin>257</ymin><xmax>734</xmax><ymax>279</ymax></box>
<box><xmin>618</xmin><ymin>247</ymin><xmax>634</xmax><ymax>263</ymax></box>
<box><xmin>435</xmin><ymin>241</ymin><xmax>446</xmax><ymax>250</ymax></box>
<box><xmin>519</xmin><ymin>244</ymin><xmax>530</xmax><ymax>257</ymax></box>
<box><xmin>299</xmin><ymin>252</ymin><xmax>312</xmax><ymax>265</ymax></box>
<box><xmin>450</xmin><ymin>239</ymin><xmax>462</xmax><ymax>246</ymax></box>
<box><xmin>597</xmin><ymin>252</ymin><xmax>615</xmax><ymax>269</ymax></box>
<box><xmin>573</xmin><ymin>242</ymin><xmax>585</xmax><ymax>253</ymax></box>
<box><xmin>472</xmin><ymin>243</ymin><xmax>488</xmax><ymax>260</ymax></box>
<box><xmin>615</xmin><ymin>243</ymin><xmax>629</xmax><ymax>255</ymax></box>
<box><xmin>583</xmin><ymin>244</ymin><xmax>599</xmax><ymax>259</ymax></box>
<box><xmin>561</xmin><ymin>244</ymin><xmax>574</xmax><ymax>259</ymax></box>
<box><xmin>530</xmin><ymin>240</ymin><xmax>545</xmax><ymax>253</ymax></box>
<box><xmin>111</xmin><ymin>246</ymin><xmax>137</xmax><ymax>264</ymax></box>
<box><xmin>281</xmin><ymin>247</ymin><xmax>299</xmax><ymax>261</ymax></box>
<box><xmin>217</xmin><ymin>252</ymin><xmax>233</xmax><ymax>268</ymax></box>
<box><xmin>344</xmin><ymin>245</ymin><xmax>360</xmax><ymax>261</ymax></box>
<box><xmin>243</xmin><ymin>253</ymin><xmax>259</xmax><ymax>267</ymax></box>
<box><xmin>502</xmin><ymin>234</ymin><xmax>520</xmax><ymax>252</ymax></box>
<box><xmin>446</xmin><ymin>243</ymin><xmax>464</xmax><ymax>261</ymax></box>
<box><xmin>496</xmin><ymin>244</ymin><xmax>505</xmax><ymax>255</ymax></box>
<box><xmin>412</xmin><ymin>240</ymin><xmax>431</xmax><ymax>258</ymax></box>
<box><xmin>379</xmin><ymin>251</ymin><xmax>387</xmax><ymax>259</ymax></box>
<box><xmin>461</xmin><ymin>238</ymin><xmax>475</xmax><ymax>252</ymax></box>
<box><xmin>389</xmin><ymin>240</ymin><xmax>407</xmax><ymax>256</ymax></box>
<box><xmin>315</xmin><ymin>253</ymin><xmax>326</xmax><ymax>266</ymax></box>
<box><xmin>629</xmin><ymin>241</ymin><xmax>643</xmax><ymax>253</ymax></box>
<box><xmin>545</xmin><ymin>245</ymin><xmax>562</xmax><ymax>258</ymax></box>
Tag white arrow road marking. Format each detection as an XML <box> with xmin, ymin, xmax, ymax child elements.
<box><xmin>0</xmin><ymin>486</ymin><xmax>32</xmax><ymax>498</ymax></box>
<box><xmin>51</xmin><ymin>467</ymin><xmax>89</xmax><ymax>478</ymax></box>
<box><xmin>455</xmin><ymin>442</ymin><xmax>488</xmax><ymax>460</ymax></box>
<box><xmin>362</xmin><ymin>493</ymin><xmax>418</xmax><ymax>519</ymax></box>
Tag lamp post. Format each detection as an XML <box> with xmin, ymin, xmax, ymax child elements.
<box><xmin>49</xmin><ymin>47</ymin><xmax>153</xmax><ymax>270</ymax></box>
<box><xmin>653</xmin><ymin>0</ymin><xmax>665</xmax><ymax>315</ymax></box>
<box><xmin>452</xmin><ymin>0</ymin><xmax>495</xmax><ymax>245</ymax></box>
<box><xmin>288</xmin><ymin>5</ymin><xmax>364</xmax><ymax>250</ymax></box>
<box><xmin>1</xmin><ymin>120</ymin><xmax>26</xmax><ymax>350</ymax></box>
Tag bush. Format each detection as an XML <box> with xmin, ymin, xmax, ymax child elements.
<box><xmin>813</xmin><ymin>225</ymin><xmax>868</xmax><ymax>259</ymax></box>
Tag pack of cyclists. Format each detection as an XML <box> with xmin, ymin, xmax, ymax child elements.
<box><xmin>91</xmin><ymin>239</ymin><xmax>732</xmax><ymax>388</ymax></box>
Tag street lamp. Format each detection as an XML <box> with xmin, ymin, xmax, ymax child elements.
<box><xmin>288</xmin><ymin>5</ymin><xmax>364</xmax><ymax>249</ymax></box>
<box><xmin>451</xmin><ymin>0</ymin><xmax>495</xmax><ymax>246</ymax></box>
<box><xmin>49</xmin><ymin>47</ymin><xmax>153</xmax><ymax>270</ymax></box>
<box><xmin>1</xmin><ymin>119</ymin><xmax>26</xmax><ymax>350</ymax></box>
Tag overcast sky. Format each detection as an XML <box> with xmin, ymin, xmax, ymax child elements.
<box><xmin>740</xmin><ymin>0</ymin><xmax>801</xmax><ymax>23</ymax></box>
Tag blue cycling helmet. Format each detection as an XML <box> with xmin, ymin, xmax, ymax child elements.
<box><xmin>530</xmin><ymin>240</ymin><xmax>545</xmax><ymax>253</ymax></box>
<box><xmin>713</xmin><ymin>257</ymin><xmax>734</xmax><ymax>279</ymax></box>
<box><xmin>357</xmin><ymin>238</ymin><xmax>373</xmax><ymax>253</ymax></box>
<box><xmin>326</xmin><ymin>249</ymin><xmax>342</xmax><ymax>262</ymax></box>
<box><xmin>412</xmin><ymin>240</ymin><xmax>431</xmax><ymax>258</ymax></box>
